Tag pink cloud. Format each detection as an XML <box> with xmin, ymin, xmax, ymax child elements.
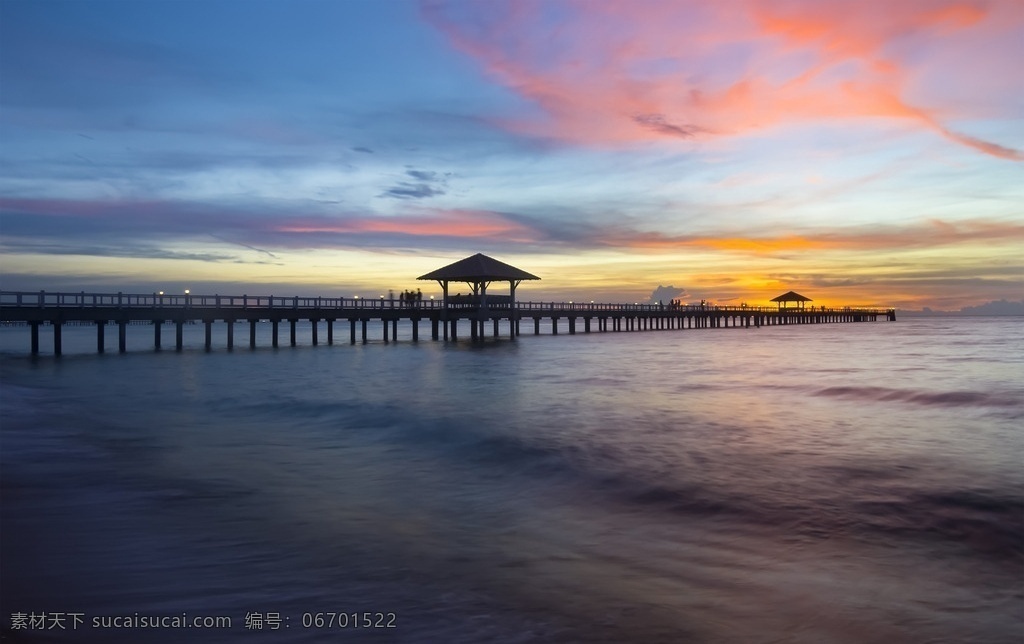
<box><xmin>423</xmin><ymin>0</ymin><xmax>1022</xmax><ymax>159</ymax></box>
<box><xmin>275</xmin><ymin>210</ymin><xmax>536</xmax><ymax>241</ymax></box>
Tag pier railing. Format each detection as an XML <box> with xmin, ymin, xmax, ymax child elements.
<box><xmin>0</xmin><ymin>291</ymin><xmax>888</xmax><ymax>315</ymax></box>
<box><xmin>0</xmin><ymin>290</ymin><xmax>895</xmax><ymax>355</ymax></box>
<box><xmin>0</xmin><ymin>291</ymin><xmax>442</xmax><ymax>310</ymax></box>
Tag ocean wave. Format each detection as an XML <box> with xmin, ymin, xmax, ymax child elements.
<box><xmin>385</xmin><ymin>416</ymin><xmax>1024</xmax><ymax>561</ymax></box>
<box><xmin>618</xmin><ymin>477</ymin><xmax>1024</xmax><ymax>560</ymax></box>
<box><xmin>813</xmin><ymin>386</ymin><xmax>1022</xmax><ymax>409</ymax></box>
<box><xmin>851</xmin><ymin>489</ymin><xmax>1024</xmax><ymax>560</ymax></box>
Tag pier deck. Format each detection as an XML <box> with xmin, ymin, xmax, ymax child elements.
<box><xmin>0</xmin><ymin>291</ymin><xmax>895</xmax><ymax>355</ymax></box>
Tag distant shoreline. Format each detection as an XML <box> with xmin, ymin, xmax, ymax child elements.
<box><xmin>898</xmin><ymin>311</ymin><xmax>1024</xmax><ymax>317</ymax></box>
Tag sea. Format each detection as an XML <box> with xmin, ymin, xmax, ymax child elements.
<box><xmin>1</xmin><ymin>316</ymin><xmax>1021</xmax><ymax>643</ymax></box>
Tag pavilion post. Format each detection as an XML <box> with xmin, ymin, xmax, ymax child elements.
<box><xmin>478</xmin><ymin>281</ymin><xmax>488</xmax><ymax>343</ymax></box>
<box><xmin>440</xmin><ymin>280</ymin><xmax>449</xmax><ymax>340</ymax></box>
<box><xmin>510</xmin><ymin>281</ymin><xmax>518</xmax><ymax>340</ymax></box>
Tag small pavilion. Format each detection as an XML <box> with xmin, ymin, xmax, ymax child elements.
<box><xmin>771</xmin><ymin>291</ymin><xmax>812</xmax><ymax>310</ymax></box>
<box><xmin>417</xmin><ymin>253</ymin><xmax>540</xmax><ymax>339</ymax></box>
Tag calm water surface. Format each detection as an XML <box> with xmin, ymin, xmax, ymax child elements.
<box><xmin>1</xmin><ymin>317</ymin><xmax>1022</xmax><ymax>642</ymax></box>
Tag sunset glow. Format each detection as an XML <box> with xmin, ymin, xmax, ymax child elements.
<box><xmin>1</xmin><ymin>0</ymin><xmax>1021</xmax><ymax>311</ymax></box>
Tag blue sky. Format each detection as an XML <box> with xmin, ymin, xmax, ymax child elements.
<box><xmin>1</xmin><ymin>0</ymin><xmax>1022</xmax><ymax>309</ymax></box>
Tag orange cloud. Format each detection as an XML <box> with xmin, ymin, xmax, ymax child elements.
<box><xmin>424</xmin><ymin>0</ymin><xmax>1023</xmax><ymax>159</ymax></box>
<box><xmin>594</xmin><ymin>219</ymin><xmax>1024</xmax><ymax>255</ymax></box>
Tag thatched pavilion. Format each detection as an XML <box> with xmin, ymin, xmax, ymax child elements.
<box><xmin>417</xmin><ymin>253</ymin><xmax>540</xmax><ymax>339</ymax></box>
<box><xmin>771</xmin><ymin>291</ymin><xmax>812</xmax><ymax>310</ymax></box>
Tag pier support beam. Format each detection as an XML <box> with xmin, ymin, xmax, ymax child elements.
<box><xmin>383</xmin><ymin>319</ymin><xmax>389</xmax><ymax>343</ymax></box>
<box><xmin>412</xmin><ymin>318</ymin><xmax>419</xmax><ymax>341</ymax></box>
<box><xmin>289</xmin><ymin>320</ymin><xmax>297</xmax><ymax>347</ymax></box>
<box><xmin>227</xmin><ymin>320</ymin><xmax>234</xmax><ymax>350</ymax></box>
<box><xmin>205</xmin><ymin>321</ymin><xmax>213</xmax><ymax>351</ymax></box>
<box><xmin>53</xmin><ymin>321</ymin><xmax>62</xmax><ymax>356</ymax></box>
<box><xmin>361</xmin><ymin>319</ymin><xmax>367</xmax><ymax>343</ymax></box>
<box><xmin>272</xmin><ymin>320</ymin><xmax>279</xmax><ymax>348</ymax></box>
<box><xmin>311</xmin><ymin>319</ymin><xmax>318</xmax><ymax>346</ymax></box>
<box><xmin>431</xmin><ymin>318</ymin><xmax>439</xmax><ymax>341</ymax></box>
<box><xmin>118</xmin><ymin>321</ymin><xmax>126</xmax><ymax>353</ymax></box>
<box><xmin>175</xmin><ymin>321</ymin><xmax>183</xmax><ymax>351</ymax></box>
<box><xmin>327</xmin><ymin>319</ymin><xmax>334</xmax><ymax>345</ymax></box>
<box><xmin>154</xmin><ymin>321</ymin><xmax>162</xmax><ymax>349</ymax></box>
<box><xmin>30</xmin><ymin>321</ymin><xmax>40</xmax><ymax>355</ymax></box>
<box><xmin>250</xmin><ymin>320</ymin><xmax>257</xmax><ymax>349</ymax></box>
<box><xmin>350</xmin><ymin>319</ymin><xmax>357</xmax><ymax>344</ymax></box>
<box><xmin>96</xmin><ymin>321</ymin><xmax>105</xmax><ymax>353</ymax></box>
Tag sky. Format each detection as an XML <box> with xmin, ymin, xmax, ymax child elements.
<box><xmin>1</xmin><ymin>0</ymin><xmax>1022</xmax><ymax>310</ymax></box>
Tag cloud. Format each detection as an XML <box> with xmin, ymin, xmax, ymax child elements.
<box><xmin>5</xmin><ymin>196</ymin><xmax>1022</xmax><ymax>261</ymax></box>
<box><xmin>585</xmin><ymin>219</ymin><xmax>1024</xmax><ymax>255</ymax></box>
<box><xmin>379</xmin><ymin>168</ymin><xmax>452</xmax><ymax>200</ymax></box>
<box><xmin>381</xmin><ymin>184</ymin><xmax>446</xmax><ymax>199</ymax></box>
<box><xmin>273</xmin><ymin>208</ymin><xmax>536</xmax><ymax>243</ymax></box>
<box><xmin>648</xmin><ymin>284</ymin><xmax>686</xmax><ymax>304</ymax></box>
<box><xmin>423</xmin><ymin>0</ymin><xmax>1023</xmax><ymax>159</ymax></box>
<box><xmin>0</xmin><ymin>239</ymin><xmax>242</xmax><ymax>264</ymax></box>
<box><xmin>405</xmin><ymin>169</ymin><xmax>441</xmax><ymax>181</ymax></box>
<box><xmin>632</xmin><ymin>114</ymin><xmax>705</xmax><ymax>139</ymax></box>
<box><xmin>0</xmin><ymin>196</ymin><xmax>556</xmax><ymax>259</ymax></box>
<box><xmin>958</xmin><ymin>299</ymin><xmax>1024</xmax><ymax>315</ymax></box>
<box><xmin>209</xmin><ymin>235</ymin><xmax>280</xmax><ymax>260</ymax></box>
<box><xmin>0</xmin><ymin>197</ymin><xmax>265</xmax><ymax>238</ymax></box>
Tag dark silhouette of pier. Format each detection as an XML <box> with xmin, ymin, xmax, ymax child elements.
<box><xmin>0</xmin><ymin>290</ymin><xmax>895</xmax><ymax>356</ymax></box>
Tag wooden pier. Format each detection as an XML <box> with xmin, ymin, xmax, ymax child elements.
<box><xmin>0</xmin><ymin>290</ymin><xmax>895</xmax><ymax>356</ymax></box>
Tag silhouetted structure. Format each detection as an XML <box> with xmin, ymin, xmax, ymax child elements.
<box><xmin>0</xmin><ymin>261</ymin><xmax>896</xmax><ymax>355</ymax></box>
<box><xmin>771</xmin><ymin>290</ymin><xmax>812</xmax><ymax>310</ymax></box>
<box><xmin>418</xmin><ymin>253</ymin><xmax>540</xmax><ymax>340</ymax></box>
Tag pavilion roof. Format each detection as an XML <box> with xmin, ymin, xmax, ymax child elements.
<box><xmin>417</xmin><ymin>253</ymin><xmax>540</xmax><ymax>282</ymax></box>
<box><xmin>771</xmin><ymin>291</ymin><xmax>813</xmax><ymax>302</ymax></box>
